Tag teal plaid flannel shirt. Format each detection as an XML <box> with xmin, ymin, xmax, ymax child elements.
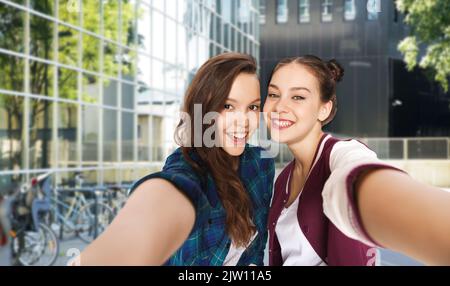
<box><xmin>129</xmin><ymin>145</ymin><xmax>275</xmax><ymax>266</ymax></box>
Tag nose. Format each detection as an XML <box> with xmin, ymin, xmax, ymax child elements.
<box><xmin>274</xmin><ymin>97</ymin><xmax>289</xmax><ymax>114</ymax></box>
<box><xmin>230</xmin><ymin>110</ymin><xmax>250</xmax><ymax>130</ymax></box>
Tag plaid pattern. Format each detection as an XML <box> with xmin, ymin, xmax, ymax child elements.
<box><xmin>129</xmin><ymin>145</ymin><xmax>275</xmax><ymax>266</ymax></box>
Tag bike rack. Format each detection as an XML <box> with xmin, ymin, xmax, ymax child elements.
<box><xmin>54</xmin><ymin>187</ymin><xmax>107</xmax><ymax>240</ymax></box>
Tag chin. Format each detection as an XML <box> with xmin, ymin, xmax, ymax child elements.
<box><xmin>222</xmin><ymin>146</ymin><xmax>246</xmax><ymax>157</ymax></box>
<box><xmin>269</xmin><ymin>130</ymin><xmax>292</xmax><ymax>144</ymax></box>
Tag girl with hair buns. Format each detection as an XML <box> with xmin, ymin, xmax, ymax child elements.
<box><xmin>263</xmin><ymin>55</ymin><xmax>450</xmax><ymax>266</ymax></box>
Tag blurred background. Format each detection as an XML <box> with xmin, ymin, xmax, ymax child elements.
<box><xmin>0</xmin><ymin>0</ymin><xmax>449</xmax><ymax>266</ymax></box>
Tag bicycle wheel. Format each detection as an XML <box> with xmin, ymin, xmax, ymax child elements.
<box><xmin>76</xmin><ymin>202</ymin><xmax>114</xmax><ymax>243</ymax></box>
<box><xmin>44</xmin><ymin>208</ymin><xmax>73</xmax><ymax>242</ymax></box>
<box><xmin>12</xmin><ymin>223</ymin><xmax>59</xmax><ymax>266</ymax></box>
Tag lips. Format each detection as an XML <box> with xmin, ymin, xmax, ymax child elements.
<box><xmin>271</xmin><ymin>119</ymin><xmax>295</xmax><ymax>130</ymax></box>
<box><xmin>226</xmin><ymin>131</ymin><xmax>248</xmax><ymax>145</ymax></box>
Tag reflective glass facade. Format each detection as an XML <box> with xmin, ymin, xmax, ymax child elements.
<box><xmin>0</xmin><ymin>0</ymin><xmax>260</xmax><ymax>187</ymax></box>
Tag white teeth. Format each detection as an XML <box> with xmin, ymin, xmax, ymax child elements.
<box><xmin>233</xmin><ymin>133</ymin><xmax>247</xmax><ymax>139</ymax></box>
<box><xmin>227</xmin><ymin>132</ymin><xmax>247</xmax><ymax>139</ymax></box>
<box><xmin>273</xmin><ymin>119</ymin><xmax>293</xmax><ymax>128</ymax></box>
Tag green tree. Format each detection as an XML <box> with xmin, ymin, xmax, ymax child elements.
<box><xmin>396</xmin><ymin>0</ymin><xmax>450</xmax><ymax>91</ymax></box>
<box><xmin>0</xmin><ymin>3</ymin><xmax>26</xmax><ymax>171</ymax></box>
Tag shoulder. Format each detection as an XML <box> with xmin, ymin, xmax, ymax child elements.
<box><xmin>323</xmin><ymin>136</ymin><xmax>385</xmax><ymax>174</ymax></box>
<box><xmin>160</xmin><ymin>148</ymin><xmax>205</xmax><ymax>181</ymax></box>
<box><xmin>163</xmin><ymin>148</ymin><xmax>195</xmax><ymax>171</ymax></box>
<box><xmin>330</xmin><ymin>138</ymin><xmax>374</xmax><ymax>152</ymax></box>
<box><xmin>128</xmin><ymin>148</ymin><xmax>204</xmax><ymax>197</ymax></box>
<box><xmin>328</xmin><ymin>138</ymin><xmax>377</xmax><ymax>163</ymax></box>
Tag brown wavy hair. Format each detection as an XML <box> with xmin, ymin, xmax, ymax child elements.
<box><xmin>175</xmin><ymin>53</ymin><xmax>257</xmax><ymax>247</ymax></box>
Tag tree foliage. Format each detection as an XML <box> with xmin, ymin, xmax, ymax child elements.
<box><xmin>397</xmin><ymin>0</ymin><xmax>450</xmax><ymax>91</ymax></box>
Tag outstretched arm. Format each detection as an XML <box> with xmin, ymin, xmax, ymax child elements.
<box><xmin>77</xmin><ymin>178</ymin><xmax>195</xmax><ymax>266</ymax></box>
<box><xmin>356</xmin><ymin>169</ymin><xmax>450</xmax><ymax>265</ymax></box>
<box><xmin>322</xmin><ymin>139</ymin><xmax>450</xmax><ymax>265</ymax></box>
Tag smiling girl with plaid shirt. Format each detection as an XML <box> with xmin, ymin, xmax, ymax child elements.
<box><xmin>78</xmin><ymin>53</ymin><xmax>275</xmax><ymax>266</ymax></box>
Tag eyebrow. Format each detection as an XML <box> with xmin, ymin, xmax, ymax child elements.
<box><xmin>269</xmin><ymin>84</ymin><xmax>311</xmax><ymax>94</ymax></box>
<box><xmin>227</xmin><ymin>98</ymin><xmax>261</xmax><ymax>104</ymax></box>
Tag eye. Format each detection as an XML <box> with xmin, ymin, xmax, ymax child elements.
<box><xmin>249</xmin><ymin>104</ymin><xmax>260</xmax><ymax>111</ymax></box>
<box><xmin>268</xmin><ymin>93</ymin><xmax>280</xmax><ymax>99</ymax></box>
<box><xmin>224</xmin><ymin>104</ymin><xmax>234</xmax><ymax>110</ymax></box>
<box><xmin>292</xmin><ymin>95</ymin><xmax>306</xmax><ymax>101</ymax></box>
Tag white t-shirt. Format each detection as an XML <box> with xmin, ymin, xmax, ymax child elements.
<box><xmin>276</xmin><ymin>173</ymin><xmax>327</xmax><ymax>266</ymax></box>
<box><xmin>223</xmin><ymin>231</ymin><xmax>258</xmax><ymax>266</ymax></box>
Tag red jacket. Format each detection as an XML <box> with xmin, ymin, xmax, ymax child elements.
<box><xmin>268</xmin><ymin>135</ymin><xmax>377</xmax><ymax>266</ymax></box>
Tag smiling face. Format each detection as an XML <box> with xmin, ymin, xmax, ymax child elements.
<box><xmin>217</xmin><ymin>72</ymin><xmax>261</xmax><ymax>156</ymax></box>
<box><xmin>263</xmin><ymin>63</ymin><xmax>332</xmax><ymax>145</ymax></box>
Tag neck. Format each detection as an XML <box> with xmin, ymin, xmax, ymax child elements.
<box><xmin>287</xmin><ymin>127</ymin><xmax>325</xmax><ymax>177</ymax></box>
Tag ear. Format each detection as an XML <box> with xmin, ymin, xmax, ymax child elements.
<box><xmin>318</xmin><ymin>100</ymin><xmax>333</xmax><ymax>122</ymax></box>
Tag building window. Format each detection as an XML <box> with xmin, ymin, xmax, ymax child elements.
<box><xmin>260</xmin><ymin>0</ymin><xmax>266</xmax><ymax>24</ymax></box>
<box><xmin>238</xmin><ymin>0</ymin><xmax>251</xmax><ymax>23</ymax></box>
<box><xmin>344</xmin><ymin>0</ymin><xmax>356</xmax><ymax>21</ymax></box>
<box><xmin>298</xmin><ymin>0</ymin><xmax>310</xmax><ymax>23</ymax></box>
<box><xmin>321</xmin><ymin>0</ymin><xmax>333</xmax><ymax>22</ymax></box>
<box><xmin>276</xmin><ymin>0</ymin><xmax>289</xmax><ymax>24</ymax></box>
<box><xmin>367</xmin><ymin>0</ymin><xmax>380</xmax><ymax>21</ymax></box>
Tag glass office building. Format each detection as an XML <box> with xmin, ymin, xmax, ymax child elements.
<box><xmin>0</xmin><ymin>0</ymin><xmax>260</xmax><ymax>188</ymax></box>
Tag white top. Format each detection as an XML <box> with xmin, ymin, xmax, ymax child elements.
<box><xmin>223</xmin><ymin>231</ymin><xmax>258</xmax><ymax>266</ymax></box>
<box><xmin>276</xmin><ymin>171</ymin><xmax>327</xmax><ymax>266</ymax></box>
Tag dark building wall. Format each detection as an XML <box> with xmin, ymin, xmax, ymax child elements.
<box><xmin>389</xmin><ymin>59</ymin><xmax>450</xmax><ymax>137</ymax></box>
<box><xmin>260</xmin><ymin>0</ymin><xmax>410</xmax><ymax>137</ymax></box>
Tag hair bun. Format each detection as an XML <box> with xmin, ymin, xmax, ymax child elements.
<box><xmin>327</xmin><ymin>59</ymin><xmax>344</xmax><ymax>82</ymax></box>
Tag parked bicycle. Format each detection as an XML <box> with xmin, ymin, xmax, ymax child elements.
<box><xmin>0</xmin><ymin>183</ymin><xmax>12</xmax><ymax>266</ymax></box>
<box><xmin>50</xmin><ymin>186</ymin><xmax>114</xmax><ymax>243</ymax></box>
<box><xmin>8</xmin><ymin>173</ymin><xmax>59</xmax><ymax>266</ymax></box>
<box><xmin>102</xmin><ymin>184</ymin><xmax>130</xmax><ymax>217</ymax></box>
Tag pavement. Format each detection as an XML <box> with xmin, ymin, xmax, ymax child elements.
<box><xmin>0</xmin><ymin>236</ymin><xmax>426</xmax><ymax>266</ymax></box>
<box><xmin>53</xmin><ymin>238</ymin><xmax>424</xmax><ymax>266</ymax></box>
